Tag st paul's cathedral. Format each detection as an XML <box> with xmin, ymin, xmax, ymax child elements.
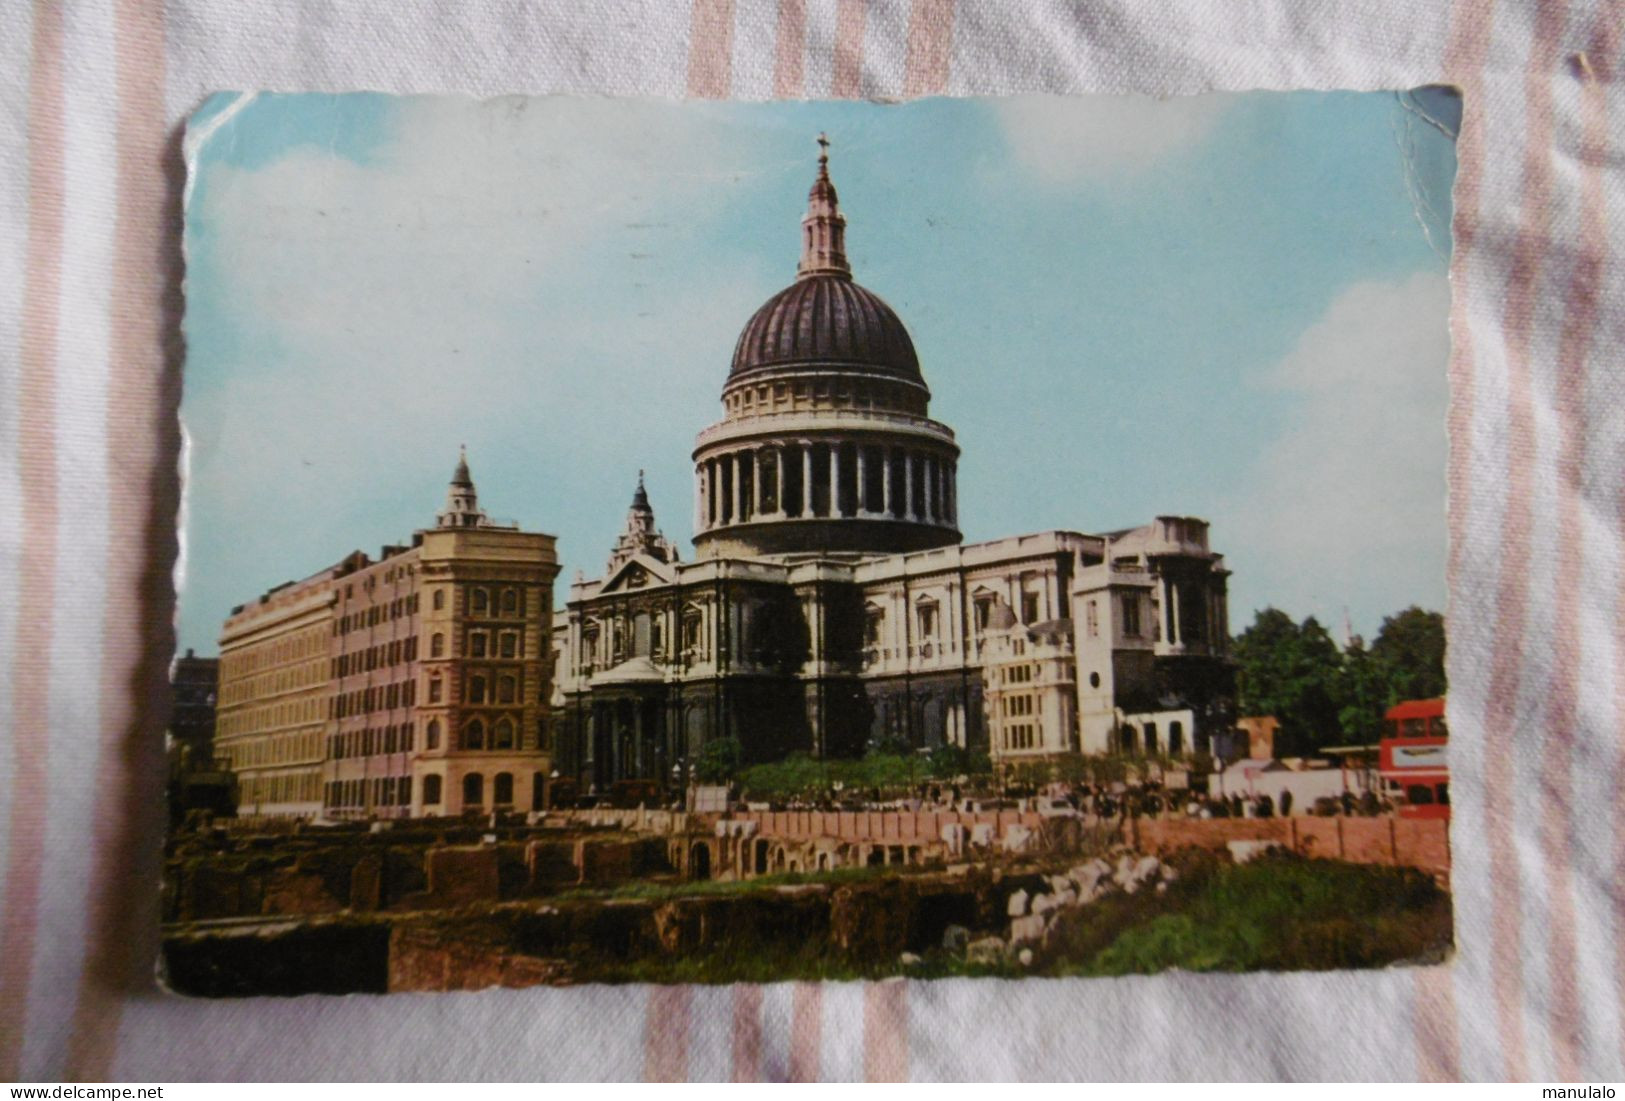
<box><xmin>550</xmin><ymin>139</ymin><xmax>1236</xmax><ymax>793</ymax></box>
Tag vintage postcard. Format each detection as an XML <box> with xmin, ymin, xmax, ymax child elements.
<box><xmin>165</xmin><ymin>91</ymin><xmax>1457</xmax><ymax>995</ymax></box>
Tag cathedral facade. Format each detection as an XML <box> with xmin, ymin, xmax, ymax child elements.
<box><xmin>551</xmin><ymin>142</ymin><xmax>1235</xmax><ymax>794</ymax></box>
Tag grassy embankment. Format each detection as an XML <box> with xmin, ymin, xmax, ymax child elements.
<box><xmin>595</xmin><ymin>853</ymin><xmax>1451</xmax><ymax>983</ymax></box>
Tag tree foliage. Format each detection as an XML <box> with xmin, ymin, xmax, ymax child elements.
<box><xmin>694</xmin><ymin>736</ymin><xmax>743</xmax><ymax>783</ymax></box>
<box><xmin>1370</xmin><ymin>607</ymin><xmax>1447</xmax><ymax>702</ymax></box>
<box><xmin>1233</xmin><ymin>605</ymin><xmax>1447</xmax><ymax>755</ymax></box>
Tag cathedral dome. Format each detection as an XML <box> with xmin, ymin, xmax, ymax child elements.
<box><xmin>693</xmin><ymin>135</ymin><xmax>960</xmax><ymax>560</ymax></box>
<box><xmin>729</xmin><ymin>275</ymin><xmax>921</xmax><ymax>382</ymax></box>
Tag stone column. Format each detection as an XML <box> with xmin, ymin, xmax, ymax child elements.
<box><xmin>695</xmin><ymin>465</ymin><xmax>705</xmax><ymax>532</ymax></box>
<box><xmin>923</xmin><ymin>454</ymin><xmax>935</xmax><ymax>522</ymax></box>
<box><xmin>775</xmin><ymin>447</ymin><xmax>786</xmax><ymax>517</ymax></box>
<box><xmin>829</xmin><ymin>442</ymin><xmax>842</xmax><ymax>517</ymax></box>
<box><xmin>1158</xmin><ymin>577</ymin><xmax>1171</xmax><ymax>645</ymax></box>
<box><xmin>801</xmin><ymin>443</ymin><xmax>814</xmax><ymax>518</ymax></box>
<box><xmin>730</xmin><ymin>452</ymin><xmax>741</xmax><ymax>524</ymax></box>
<box><xmin>855</xmin><ymin>446</ymin><xmax>868</xmax><ymax>515</ymax></box>
<box><xmin>1171</xmin><ymin>581</ymin><xmax>1182</xmax><ymax>646</ymax></box>
<box><xmin>904</xmin><ymin>451</ymin><xmax>915</xmax><ymax>520</ymax></box>
<box><xmin>753</xmin><ymin>448</ymin><xmax>766</xmax><ymax>517</ymax></box>
<box><xmin>709</xmin><ymin>460</ymin><xmax>719</xmax><ymax>526</ymax></box>
<box><xmin>882</xmin><ymin>448</ymin><xmax>894</xmax><ymax>517</ymax></box>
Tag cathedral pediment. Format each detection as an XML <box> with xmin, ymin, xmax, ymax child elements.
<box><xmin>597</xmin><ymin>554</ymin><xmax>676</xmax><ymax>595</ymax></box>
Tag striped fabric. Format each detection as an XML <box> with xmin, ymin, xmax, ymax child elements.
<box><xmin>0</xmin><ymin>0</ymin><xmax>1620</xmax><ymax>1082</ymax></box>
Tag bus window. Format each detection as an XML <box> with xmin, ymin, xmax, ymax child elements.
<box><xmin>1402</xmin><ymin>718</ymin><xmax>1428</xmax><ymax>738</ymax></box>
<box><xmin>1406</xmin><ymin>784</ymin><xmax>1434</xmax><ymax>805</ymax></box>
<box><xmin>1437</xmin><ymin>783</ymin><xmax>1449</xmax><ymax>806</ymax></box>
<box><xmin>1433</xmin><ymin>714</ymin><xmax>1449</xmax><ymax>738</ymax></box>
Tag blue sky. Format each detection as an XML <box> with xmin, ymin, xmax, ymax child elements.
<box><xmin>178</xmin><ymin>91</ymin><xmax>1456</xmax><ymax>653</ymax></box>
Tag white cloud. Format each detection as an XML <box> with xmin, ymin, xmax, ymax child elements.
<box><xmin>181</xmin><ymin>97</ymin><xmax>777</xmax><ymax>634</ymax></box>
<box><xmin>991</xmin><ymin>93</ymin><xmax>1231</xmax><ymax>184</ymax></box>
<box><xmin>1222</xmin><ymin>271</ymin><xmax>1451</xmax><ymax>634</ymax></box>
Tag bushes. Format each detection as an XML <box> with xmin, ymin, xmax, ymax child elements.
<box><xmin>1079</xmin><ymin>855</ymin><xmax>1450</xmax><ymax>975</ymax></box>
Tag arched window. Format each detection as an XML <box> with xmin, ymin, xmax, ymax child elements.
<box><xmin>470</xmin><ymin>632</ymin><xmax>487</xmax><ymax>658</ymax></box>
<box><xmin>426</xmin><ymin>719</ymin><xmax>441</xmax><ymax>750</ymax></box>
<box><xmin>1143</xmin><ymin>722</ymin><xmax>1159</xmax><ymax>755</ymax></box>
<box><xmin>1169</xmin><ymin>720</ymin><xmax>1184</xmax><ymax>755</ymax></box>
<box><xmin>1120</xmin><ymin>725</ymin><xmax>1138</xmax><ymax>755</ymax></box>
<box><xmin>471</xmin><ymin>589</ymin><xmax>488</xmax><ymax>614</ymax></box>
<box><xmin>494</xmin><ymin>772</ymin><xmax>514</xmax><ymax>806</ymax></box>
<box><xmin>464</xmin><ymin>718</ymin><xmax>486</xmax><ymax>750</ymax></box>
<box><xmin>498</xmin><ymin>675</ymin><xmax>516</xmax><ymax>704</ymax></box>
<box><xmin>493</xmin><ymin>715</ymin><xmax>516</xmax><ymax>750</ymax></box>
<box><xmin>463</xmin><ymin>772</ymin><xmax>484</xmax><ymax>807</ymax></box>
<box><xmin>499</xmin><ymin>632</ymin><xmax>517</xmax><ymax>659</ymax></box>
<box><xmin>430</xmin><ymin>633</ymin><xmax>444</xmax><ymax>658</ymax></box>
<box><xmin>501</xmin><ymin>589</ymin><xmax>518</xmax><ymax>615</ymax></box>
<box><xmin>469</xmin><ymin>675</ymin><xmax>487</xmax><ymax>704</ymax></box>
<box><xmin>423</xmin><ymin>774</ymin><xmax>443</xmax><ymax>805</ymax></box>
<box><xmin>432</xmin><ymin>590</ymin><xmax>445</xmax><ymax>611</ymax></box>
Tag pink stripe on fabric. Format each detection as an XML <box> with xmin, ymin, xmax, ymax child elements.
<box><xmin>688</xmin><ymin>0</ymin><xmax>736</xmax><ymax>99</ymax></box>
<box><xmin>774</xmin><ymin>0</ymin><xmax>806</xmax><ymax>98</ymax></box>
<box><xmin>904</xmin><ymin>0</ymin><xmax>955</xmax><ymax>97</ymax></box>
<box><xmin>644</xmin><ymin>986</ymin><xmax>694</xmax><ymax>1081</ymax></box>
<box><xmin>788</xmin><ymin>983</ymin><xmax>823</xmax><ymax>1082</ymax></box>
<box><xmin>1540</xmin><ymin>4</ymin><xmax>1614</xmax><ymax>1081</ymax></box>
<box><xmin>0</xmin><ymin>0</ymin><xmax>65</xmax><ymax>1079</ymax></box>
<box><xmin>1484</xmin><ymin>0</ymin><xmax>1568</xmax><ymax>1080</ymax></box>
<box><xmin>1424</xmin><ymin>0</ymin><xmax>1495</xmax><ymax>1082</ymax></box>
<box><xmin>830</xmin><ymin>0</ymin><xmax>867</xmax><ymax>99</ymax></box>
<box><xmin>863</xmin><ymin>981</ymin><xmax>907</xmax><ymax>1081</ymax></box>
<box><xmin>731</xmin><ymin>985</ymin><xmax>763</xmax><ymax>1081</ymax></box>
<box><xmin>64</xmin><ymin>0</ymin><xmax>168</xmax><ymax>1079</ymax></box>
<box><xmin>1414</xmin><ymin>964</ymin><xmax>1462</xmax><ymax>1082</ymax></box>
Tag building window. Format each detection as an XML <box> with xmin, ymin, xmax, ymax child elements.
<box><xmin>426</xmin><ymin>719</ymin><xmax>441</xmax><ymax>749</ymax></box>
<box><xmin>464</xmin><ymin>719</ymin><xmax>486</xmax><ymax>750</ymax></box>
<box><xmin>502</xmin><ymin>589</ymin><xmax>518</xmax><ymax>615</ymax></box>
<box><xmin>469</xmin><ymin>675</ymin><xmax>487</xmax><ymax>704</ymax></box>
<box><xmin>1087</xmin><ymin>599</ymin><xmax>1099</xmax><ymax>638</ymax></box>
<box><xmin>494</xmin><ymin>772</ymin><xmax>514</xmax><ymax>806</ymax></box>
<box><xmin>1121</xmin><ymin>594</ymin><xmax>1142</xmax><ymax>638</ymax></box>
<box><xmin>428</xmin><ymin>677</ymin><xmax>442</xmax><ymax>703</ymax></box>
<box><xmin>430</xmin><ymin>633</ymin><xmax>444</xmax><ymax>658</ymax></box>
<box><xmin>532</xmin><ymin>772</ymin><xmax>546</xmax><ymax>811</ymax></box>
<box><xmin>1143</xmin><ymin>721</ymin><xmax>1159</xmax><ymax>755</ymax></box>
<box><xmin>916</xmin><ymin>600</ymin><xmax>938</xmax><ymax>641</ymax></box>
<box><xmin>498</xmin><ymin>675</ymin><xmax>516</xmax><ymax>704</ymax></box>
<box><xmin>397</xmin><ymin>776</ymin><xmax>411</xmax><ymax>806</ymax></box>
<box><xmin>493</xmin><ymin>716</ymin><xmax>516</xmax><ymax>750</ymax></box>
<box><xmin>470</xmin><ymin>632</ymin><xmax>487</xmax><ymax>658</ymax></box>
<box><xmin>433</xmin><ymin>590</ymin><xmax>445</xmax><ymax>611</ymax></box>
<box><xmin>423</xmin><ymin>774</ymin><xmax>442</xmax><ymax>804</ymax></box>
<box><xmin>463</xmin><ymin>772</ymin><xmax>484</xmax><ymax>807</ymax></box>
<box><xmin>1169</xmin><ymin>720</ymin><xmax>1184</xmax><ymax>755</ymax></box>
<box><xmin>471</xmin><ymin>588</ymin><xmax>489</xmax><ymax>615</ymax></box>
<box><xmin>1021</xmin><ymin>591</ymin><xmax>1040</xmax><ymax>624</ymax></box>
<box><xmin>499</xmin><ymin>632</ymin><xmax>517</xmax><ymax>659</ymax></box>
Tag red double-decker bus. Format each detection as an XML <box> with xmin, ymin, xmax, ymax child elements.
<box><xmin>1379</xmin><ymin>697</ymin><xmax>1449</xmax><ymax>819</ymax></box>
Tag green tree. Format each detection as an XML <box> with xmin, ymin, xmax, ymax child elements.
<box><xmin>1371</xmin><ymin>606</ymin><xmax>1447</xmax><ymax>702</ymax></box>
<box><xmin>694</xmin><ymin>736</ymin><xmax>742</xmax><ymax>784</ymax></box>
<box><xmin>1232</xmin><ymin>608</ymin><xmax>1344</xmax><ymax>755</ymax></box>
<box><xmin>1336</xmin><ymin>635</ymin><xmax>1390</xmax><ymax>745</ymax></box>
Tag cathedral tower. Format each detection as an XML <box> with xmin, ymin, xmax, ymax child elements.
<box><xmin>691</xmin><ymin>136</ymin><xmax>961</xmax><ymax>558</ymax></box>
